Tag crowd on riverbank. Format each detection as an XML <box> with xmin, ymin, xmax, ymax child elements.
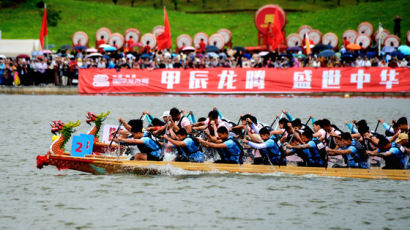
<box><xmin>0</xmin><ymin>47</ymin><xmax>409</xmax><ymax>86</ymax></box>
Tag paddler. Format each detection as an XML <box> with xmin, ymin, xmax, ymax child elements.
<box><xmin>243</xmin><ymin>127</ymin><xmax>285</xmax><ymax>165</ymax></box>
<box><xmin>164</xmin><ymin>128</ymin><xmax>204</xmax><ymax>162</ymax></box>
<box><xmin>169</xmin><ymin>107</ymin><xmax>192</xmax><ymax>134</ymax></box>
<box><xmin>112</xmin><ymin>120</ymin><xmax>162</xmax><ymax>161</ymax></box>
<box><xmin>367</xmin><ymin>137</ymin><xmax>406</xmax><ymax>169</ymax></box>
<box><xmin>286</xmin><ymin>129</ymin><xmax>326</xmax><ymax>167</ymax></box>
<box><xmin>199</xmin><ymin>126</ymin><xmax>242</xmax><ymax>164</ymax></box>
<box><xmin>326</xmin><ymin>132</ymin><xmax>369</xmax><ymax>169</ymax></box>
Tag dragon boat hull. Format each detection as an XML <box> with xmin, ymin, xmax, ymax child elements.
<box><xmin>38</xmin><ymin>154</ymin><xmax>410</xmax><ymax>180</ymax></box>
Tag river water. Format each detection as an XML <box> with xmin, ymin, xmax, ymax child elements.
<box><xmin>0</xmin><ymin>95</ymin><xmax>409</xmax><ymax>229</ymax></box>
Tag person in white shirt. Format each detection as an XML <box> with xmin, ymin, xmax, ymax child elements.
<box><xmin>363</xmin><ymin>56</ymin><xmax>371</xmax><ymax>67</ymax></box>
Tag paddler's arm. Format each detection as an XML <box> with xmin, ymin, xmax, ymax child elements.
<box><xmin>367</xmin><ymin>149</ymin><xmax>393</xmax><ymax>157</ymax></box>
<box><xmin>326</xmin><ymin>147</ymin><xmax>351</xmax><ymax>156</ymax></box>
<box><xmin>119</xmin><ymin>118</ymin><xmax>132</xmax><ymax>132</ymax></box>
<box><xmin>115</xmin><ymin>137</ymin><xmax>144</xmax><ymax>145</ymax></box>
<box><xmin>351</xmin><ymin>133</ymin><xmax>361</xmax><ymax>139</ymax></box>
<box><xmin>199</xmin><ymin>139</ymin><xmax>226</xmax><ymax>149</ymax></box>
<box><xmin>270</xmin><ymin>129</ymin><xmax>284</xmax><ymax>135</ymax></box>
<box><xmin>286</xmin><ymin>143</ymin><xmax>310</xmax><ymax>150</ymax></box>
<box><xmin>164</xmin><ymin>135</ymin><xmax>186</xmax><ymax>147</ymax></box>
<box><xmin>244</xmin><ymin>139</ymin><xmax>267</xmax><ymax>149</ymax></box>
<box><xmin>231</xmin><ymin>124</ymin><xmax>245</xmax><ymax>131</ymax></box>
<box><xmin>282</xmin><ymin>109</ymin><xmax>294</xmax><ymax>122</ymax></box>
<box><xmin>153</xmin><ymin>125</ymin><xmax>166</xmax><ymax>135</ymax></box>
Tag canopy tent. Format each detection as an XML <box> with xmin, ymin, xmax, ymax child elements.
<box><xmin>0</xmin><ymin>39</ymin><xmax>42</xmax><ymax>58</ymax></box>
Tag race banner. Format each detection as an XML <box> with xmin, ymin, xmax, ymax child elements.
<box><xmin>79</xmin><ymin>68</ymin><xmax>410</xmax><ymax>94</ymax></box>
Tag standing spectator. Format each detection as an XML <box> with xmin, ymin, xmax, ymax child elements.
<box><xmin>144</xmin><ymin>41</ymin><xmax>151</xmax><ymax>54</ymax></box>
<box><xmin>38</xmin><ymin>58</ymin><xmax>48</xmax><ymax>85</ymax></box>
<box><xmin>0</xmin><ymin>59</ymin><xmax>5</xmax><ymax>85</ymax></box>
<box><xmin>199</xmin><ymin>38</ymin><xmax>206</xmax><ymax>53</ymax></box>
<box><xmin>363</xmin><ymin>56</ymin><xmax>371</xmax><ymax>67</ymax></box>
<box><xmin>68</xmin><ymin>57</ymin><xmax>77</xmax><ymax>85</ymax></box>
<box><xmin>127</xmin><ymin>36</ymin><xmax>134</xmax><ymax>53</ymax></box>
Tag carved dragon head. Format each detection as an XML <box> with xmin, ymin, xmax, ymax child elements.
<box><xmin>50</xmin><ymin>120</ymin><xmax>65</xmax><ymax>135</ymax></box>
<box><xmin>86</xmin><ymin>111</ymin><xmax>110</xmax><ymax>125</ymax></box>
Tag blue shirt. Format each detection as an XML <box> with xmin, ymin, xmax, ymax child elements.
<box><xmin>141</xmin><ymin>137</ymin><xmax>161</xmax><ymax>157</ymax></box>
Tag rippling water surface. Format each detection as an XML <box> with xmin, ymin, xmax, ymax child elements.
<box><xmin>0</xmin><ymin>95</ymin><xmax>409</xmax><ymax>229</ymax></box>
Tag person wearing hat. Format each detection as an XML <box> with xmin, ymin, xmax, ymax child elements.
<box><xmin>113</xmin><ymin>119</ymin><xmax>162</xmax><ymax>161</ymax></box>
<box><xmin>367</xmin><ymin>137</ymin><xmax>406</xmax><ymax>169</ymax></box>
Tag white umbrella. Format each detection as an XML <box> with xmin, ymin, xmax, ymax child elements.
<box><xmin>258</xmin><ymin>51</ymin><xmax>269</xmax><ymax>56</ymax></box>
<box><xmin>98</xmin><ymin>44</ymin><xmax>110</xmax><ymax>48</ymax></box>
<box><xmin>85</xmin><ymin>53</ymin><xmax>103</xmax><ymax>59</ymax></box>
<box><xmin>182</xmin><ymin>46</ymin><xmax>195</xmax><ymax>51</ymax></box>
<box><xmin>86</xmin><ymin>47</ymin><xmax>98</xmax><ymax>53</ymax></box>
<box><xmin>0</xmin><ymin>54</ymin><xmax>6</xmax><ymax>59</ymax></box>
<box><xmin>126</xmin><ymin>53</ymin><xmax>135</xmax><ymax>59</ymax></box>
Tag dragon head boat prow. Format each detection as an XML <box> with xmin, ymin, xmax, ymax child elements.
<box><xmin>86</xmin><ymin>111</ymin><xmax>110</xmax><ymax>139</ymax></box>
<box><xmin>49</xmin><ymin>120</ymin><xmax>81</xmax><ymax>155</ymax></box>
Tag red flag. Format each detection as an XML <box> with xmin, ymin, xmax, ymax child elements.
<box><xmin>305</xmin><ymin>33</ymin><xmax>312</xmax><ymax>55</ymax></box>
<box><xmin>39</xmin><ymin>5</ymin><xmax>47</xmax><ymax>49</ymax></box>
<box><xmin>156</xmin><ymin>7</ymin><xmax>172</xmax><ymax>50</ymax></box>
<box><xmin>271</xmin><ymin>8</ymin><xmax>284</xmax><ymax>50</ymax></box>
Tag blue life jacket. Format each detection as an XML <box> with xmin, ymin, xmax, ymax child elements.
<box><xmin>259</xmin><ymin>136</ymin><xmax>285</xmax><ymax>165</ymax></box>
<box><xmin>346</xmin><ymin>140</ymin><xmax>368</xmax><ymax>169</ymax></box>
<box><xmin>137</xmin><ymin>136</ymin><xmax>162</xmax><ymax>158</ymax></box>
<box><xmin>218</xmin><ymin>137</ymin><xmax>242</xmax><ymax>163</ymax></box>
<box><xmin>307</xmin><ymin>139</ymin><xmax>326</xmax><ymax>167</ymax></box>
<box><xmin>176</xmin><ymin>136</ymin><xmax>204</xmax><ymax>163</ymax></box>
<box><xmin>384</xmin><ymin>143</ymin><xmax>406</xmax><ymax>169</ymax></box>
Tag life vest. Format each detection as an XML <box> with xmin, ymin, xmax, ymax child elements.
<box><xmin>218</xmin><ymin>137</ymin><xmax>243</xmax><ymax>164</ymax></box>
<box><xmin>347</xmin><ymin>140</ymin><xmax>368</xmax><ymax>169</ymax></box>
<box><xmin>136</xmin><ymin>135</ymin><xmax>162</xmax><ymax>158</ymax></box>
<box><xmin>176</xmin><ymin>135</ymin><xmax>204</xmax><ymax>162</ymax></box>
<box><xmin>310</xmin><ymin>139</ymin><xmax>327</xmax><ymax>167</ymax></box>
<box><xmin>384</xmin><ymin>143</ymin><xmax>406</xmax><ymax>169</ymax></box>
<box><xmin>260</xmin><ymin>136</ymin><xmax>285</xmax><ymax>165</ymax></box>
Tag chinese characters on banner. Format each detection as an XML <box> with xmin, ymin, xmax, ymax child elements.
<box><xmin>79</xmin><ymin>68</ymin><xmax>410</xmax><ymax>94</ymax></box>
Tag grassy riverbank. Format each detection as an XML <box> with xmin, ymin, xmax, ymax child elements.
<box><xmin>0</xmin><ymin>0</ymin><xmax>408</xmax><ymax>49</ymax></box>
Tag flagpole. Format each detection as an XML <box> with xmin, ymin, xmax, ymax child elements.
<box><xmin>45</xmin><ymin>4</ymin><xmax>48</xmax><ymax>50</ymax></box>
<box><xmin>378</xmin><ymin>22</ymin><xmax>382</xmax><ymax>57</ymax></box>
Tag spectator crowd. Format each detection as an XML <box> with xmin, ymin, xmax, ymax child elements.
<box><xmin>0</xmin><ymin>46</ymin><xmax>409</xmax><ymax>87</ymax></box>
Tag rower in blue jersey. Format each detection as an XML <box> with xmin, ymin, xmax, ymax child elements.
<box><xmin>200</xmin><ymin>126</ymin><xmax>242</xmax><ymax>164</ymax></box>
<box><xmin>367</xmin><ymin>137</ymin><xmax>406</xmax><ymax>169</ymax></box>
<box><xmin>326</xmin><ymin>132</ymin><xmax>368</xmax><ymax>169</ymax></box>
<box><xmin>164</xmin><ymin>128</ymin><xmax>204</xmax><ymax>163</ymax></box>
<box><xmin>243</xmin><ymin>127</ymin><xmax>285</xmax><ymax>165</ymax></box>
<box><xmin>112</xmin><ymin>120</ymin><xmax>162</xmax><ymax>161</ymax></box>
<box><xmin>286</xmin><ymin>129</ymin><xmax>326</xmax><ymax>167</ymax></box>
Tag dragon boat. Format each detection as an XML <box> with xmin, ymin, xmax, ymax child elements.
<box><xmin>36</xmin><ymin>112</ymin><xmax>410</xmax><ymax>181</ymax></box>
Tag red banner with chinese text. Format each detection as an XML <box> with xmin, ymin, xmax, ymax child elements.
<box><xmin>78</xmin><ymin>68</ymin><xmax>410</xmax><ymax>94</ymax></box>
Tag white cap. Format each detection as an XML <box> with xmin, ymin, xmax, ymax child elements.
<box><xmin>162</xmin><ymin>111</ymin><xmax>170</xmax><ymax>117</ymax></box>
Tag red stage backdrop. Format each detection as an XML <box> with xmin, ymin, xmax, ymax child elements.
<box><xmin>79</xmin><ymin>68</ymin><xmax>410</xmax><ymax>94</ymax></box>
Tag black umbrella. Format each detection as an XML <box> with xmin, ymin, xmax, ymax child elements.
<box><xmin>233</xmin><ymin>46</ymin><xmax>245</xmax><ymax>52</ymax></box>
<box><xmin>206</xmin><ymin>45</ymin><xmax>219</xmax><ymax>53</ymax></box>
<box><xmin>59</xmin><ymin>44</ymin><xmax>71</xmax><ymax>50</ymax></box>
<box><xmin>74</xmin><ymin>45</ymin><xmax>87</xmax><ymax>50</ymax></box>
<box><xmin>313</xmin><ymin>44</ymin><xmax>332</xmax><ymax>53</ymax></box>
<box><xmin>287</xmin><ymin>46</ymin><xmax>302</xmax><ymax>52</ymax></box>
